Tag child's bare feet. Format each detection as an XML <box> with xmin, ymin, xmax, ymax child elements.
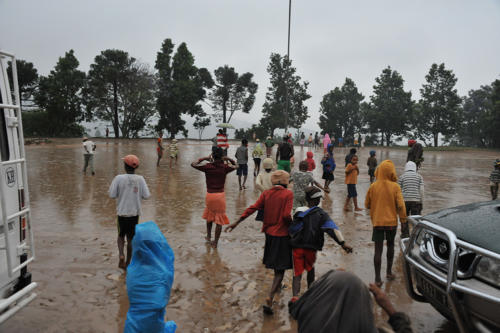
<box><xmin>263</xmin><ymin>297</ymin><xmax>274</xmax><ymax>315</ymax></box>
<box><xmin>386</xmin><ymin>273</ymin><xmax>396</xmax><ymax>281</ymax></box>
<box><xmin>375</xmin><ymin>280</ymin><xmax>384</xmax><ymax>287</ymax></box>
<box><xmin>354</xmin><ymin>207</ymin><xmax>363</xmax><ymax>211</ymax></box>
<box><xmin>211</xmin><ymin>240</ymin><xmax>218</xmax><ymax>249</ymax></box>
<box><xmin>118</xmin><ymin>256</ymin><xmax>126</xmax><ymax>270</ymax></box>
<box><xmin>205</xmin><ymin>236</ymin><xmax>211</xmax><ymax>243</ymax></box>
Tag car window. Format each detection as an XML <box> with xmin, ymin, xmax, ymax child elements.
<box><xmin>0</xmin><ymin>93</ymin><xmax>9</xmax><ymax>161</ymax></box>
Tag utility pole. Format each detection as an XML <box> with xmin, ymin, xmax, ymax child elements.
<box><xmin>284</xmin><ymin>0</ymin><xmax>291</xmax><ymax>133</ymax></box>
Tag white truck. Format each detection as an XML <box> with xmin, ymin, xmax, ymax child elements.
<box><xmin>0</xmin><ymin>50</ymin><xmax>37</xmax><ymax>323</ymax></box>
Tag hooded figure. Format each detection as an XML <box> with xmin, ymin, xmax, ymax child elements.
<box><xmin>398</xmin><ymin>161</ymin><xmax>424</xmax><ymax>216</ymax></box>
<box><xmin>290</xmin><ymin>270</ymin><xmax>378</xmax><ymax>333</ymax></box>
<box><xmin>125</xmin><ymin>221</ymin><xmax>176</xmax><ymax>333</ymax></box>
<box><xmin>322</xmin><ymin>133</ymin><xmax>331</xmax><ymax>151</ymax></box>
<box><xmin>365</xmin><ymin>160</ymin><xmax>406</xmax><ymax>227</ymax></box>
<box><xmin>306</xmin><ymin>151</ymin><xmax>315</xmax><ymax>171</ymax></box>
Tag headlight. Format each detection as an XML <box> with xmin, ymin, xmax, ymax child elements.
<box><xmin>474</xmin><ymin>257</ymin><xmax>500</xmax><ymax>287</ymax></box>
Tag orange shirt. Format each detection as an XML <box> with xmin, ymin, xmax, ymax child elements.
<box><xmin>345</xmin><ymin>163</ymin><xmax>359</xmax><ymax>184</ymax></box>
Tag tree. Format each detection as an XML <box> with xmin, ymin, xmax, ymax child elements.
<box><xmin>489</xmin><ymin>79</ymin><xmax>500</xmax><ymax>148</ymax></box>
<box><xmin>318</xmin><ymin>78</ymin><xmax>364</xmax><ymax>142</ymax></box>
<box><xmin>366</xmin><ymin>66</ymin><xmax>413</xmax><ymax>146</ymax></box>
<box><xmin>155</xmin><ymin>39</ymin><xmax>213</xmax><ymax>138</ymax></box>
<box><xmin>84</xmin><ymin>49</ymin><xmax>135</xmax><ymax>138</ymax></box>
<box><xmin>261</xmin><ymin>53</ymin><xmax>310</xmax><ymax>136</ymax></box>
<box><xmin>459</xmin><ymin>85</ymin><xmax>493</xmax><ymax>147</ymax></box>
<box><xmin>34</xmin><ymin>50</ymin><xmax>86</xmax><ymax>137</ymax></box>
<box><xmin>193</xmin><ymin>111</ymin><xmax>211</xmax><ymax>140</ymax></box>
<box><xmin>7</xmin><ymin>59</ymin><xmax>38</xmax><ymax>110</ymax></box>
<box><xmin>419</xmin><ymin>63</ymin><xmax>461</xmax><ymax>147</ymax></box>
<box><xmin>209</xmin><ymin>65</ymin><xmax>257</xmax><ymax>123</ymax></box>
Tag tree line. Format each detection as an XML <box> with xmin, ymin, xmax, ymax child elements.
<box><xmin>7</xmin><ymin>38</ymin><xmax>500</xmax><ymax>147</ymax></box>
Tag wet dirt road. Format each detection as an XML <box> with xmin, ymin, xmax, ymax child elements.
<box><xmin>3</xmin><ymin>139</ymin><xmax>497</xmax><ymax>332</ymax></box>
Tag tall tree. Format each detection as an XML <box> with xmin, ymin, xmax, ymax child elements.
<box><xmin>84</xmin><ymin>49</ymin><xmax>135</xmax><ymax>138</ymax></box>
<box><xmin>261</xmin><ymin>53</ymin><xmax>310</xmax><ymax>136</ymax></box>
<box><xmin>366</xmin><ymin>66</ymin><xmax>413</xmax><ymax>146</ymax></box>
<box><xmin>155</xmin><ymin>39</ymin><xmax>213</xmax><ymax>138</ymax></box>
<box><xmin>318</xmin><ymin>78</ymin><xmax>364</xmax><ymax>142</ymax></box>
<box><xmin>489</xmin><ymin>79</ymin><xmax>500</xmax><ymax>148</ymax></box>
<box><xmin>193</xmin><ymin>111</ymin><xmax>211</xmax><ymax>140</ymax></box>
<box><xmin>35</xmin><ymin>50</ymin><xmax>85</xmax><ymax>136</ymax></box>
<box><xmin>7</xmin><ymin>59</ymin><xmax>38</xmax><ymax>110</ymax></box>
<box><xmin>209</xmin><ymin>65</ymin><xmax>257</xmax><ymax>123</ymax></box>
<box><xmin>419</xmin><ymin>63</ymin><xmax>461</xmax><ymax>147</ymax></box>
<box><xmin>459</xmin><ymin>85</ymin><xmax>493</xmax><ymax>147</ymax></box>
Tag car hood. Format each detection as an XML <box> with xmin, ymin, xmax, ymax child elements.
<box><xmin>423</xmin><ymin>201</ymin><xmax>500</xmax><ymax>254</ymax></box>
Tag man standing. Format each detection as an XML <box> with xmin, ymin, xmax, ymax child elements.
<box><xmin>276</xmin><ymin>136</ymin><xmax>294</xmax><ymax>173</ymax></box>
<box><xmin>82</xmin><ymin>137</ymin><xmax>96</xmax><ymax>175</ymax></box>
<box><xmin>235</xmin><ymin>139</ymin><xmax>249</xmax><ymax>190</ymax></box>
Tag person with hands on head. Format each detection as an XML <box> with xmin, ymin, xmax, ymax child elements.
<box><xmin>226</xmin><ymin>170</ymin><xmax>293</xmax><ymax>315</ymax></box>
<box><xmin>288</xmin><ymin>186</ymin><xmax>352</xmax><ymax>307</ymax></box>
<box><xmin>191</xmin><ymin>147</ymin><xmax>237</xmax><ymax>249</ymax></box>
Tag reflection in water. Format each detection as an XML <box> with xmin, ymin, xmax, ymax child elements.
<box><xmin>3</xmin><ymin>138</ymin><xmax>496</xmax><ymax>332</ymax></box>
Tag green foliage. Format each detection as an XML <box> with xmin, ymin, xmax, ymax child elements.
<box><xmin>365</xmin><ymin>66</ymin><xmax>413</xmax><ymax>146</ymax></box>
<box><xmin>489</xmin><ymin>79</ymin><xmax>500</xmax><ymax>148</ymax></box>
<box><xmin>458</xmin><ymin>85</ymin><xmax>493</xmax><ymax>147</ymax></box>
<box><xmin>318</xmin><ymin>78</ymin><xmax>364</xmax><ymax>142</ymax></box>
<box><xmin>209</xmin><ymin>65</ymin><xmax>258</xmax><ymax>123</ymax></box>
<box><xmin>418</xmin><ymin>63</ymin><xmax>461</xmax><ymax>147</ymax></box>
<box><xmin>234</xmin><ymin>123</ymin><xmax>269</xmax><ymax>140</ymax></box>
<box><xmin>34</xmin><ymin>50</ymin><xmax>86</xmax><ymax>137</ymax></box>
<box><xmin>155</xmin><ymin>39</ymin><xmax>213</xmax><ymax>138</ymax></box>
<box><xmin>7</xmin><ymin>59</ymin><xmax>38</xmax><ymax>109</ymax></box>
<box><xmin>22</xmin><ymin>110</ymin><xmax>83</xmax><ymax>137</ymax></box>
<box><xmin>193</xmin><ymin>111</ymin><xmax>211</xmax><ymax>139</ymax></box>
<box><xmin>261</xmin><ymin>53</ymin><xmax>310</xmax><ymax>135</ymax></box>
<box><xmin>85</xmin><ymin>49</ymin><xmax>154</xmax><ymax>138</ymax></box>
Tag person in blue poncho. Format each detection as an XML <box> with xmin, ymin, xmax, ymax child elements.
<box><xmin>124</xmin><ymin>221</ymin><xmax>176</xmax><ymax>333</ymax></box>
<box><xmin>321</xmin><ymin>144</ymin><xmax>336</xmax><ymax>191</ymax></box>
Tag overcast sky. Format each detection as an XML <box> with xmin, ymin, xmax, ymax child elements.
<box><xmin>1</xmin><ymin>0</ymin><xmax>499</xmax><ymax>132</ymax></box>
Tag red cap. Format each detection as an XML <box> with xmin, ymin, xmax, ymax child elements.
<box><xmin>408</xmin><ymin>139</ymin><xmax>416</xmax><ymax>147</ymax></box>
<box><xmin>122</xmin><ymin>155</ymin><xmax>139</xmax><ymax>168</ymax></box>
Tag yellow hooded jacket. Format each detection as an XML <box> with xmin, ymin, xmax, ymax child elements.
<box><xmin>365</xmin><ymin>160</ymin><xmax>407</xmax><ymax>227</ymax></box>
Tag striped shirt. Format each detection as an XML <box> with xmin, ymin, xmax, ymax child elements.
<box><xmin>217</xmin><ymin>133</ymin><xmax>229</xmax><ymax>149</ymax></box>
<box><xmin>398</xmin><ymin>171</ymin><xmax>424</xmax><ymax>202</ymax></box>
<box><xmin>490</xmin><ymin>169</ymin><xmax>500</xmax><ymax>183</ymax></box>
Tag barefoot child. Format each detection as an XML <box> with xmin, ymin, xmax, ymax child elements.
<box><xmin>226</xmin><ymin>170</ymin><xmax>293</xmax><ymax>315</ymax></box>
<box><xmin>288</xmin><ymin>186</ymin><xmax>352</xmax><ymax>305</ymax></box>
<box><xmin>398</xmin><ymin>161</ymin><xmax>424</xmax><ymax>215</ymax></box>
<box><xmin>235</xmin><ymin>139</ymin><xmax>249</xmax><ymax>190</ymax></box>
<box><xmin>252</xmin><ymin>139</ymin><xmax>264</xmax><ymax>177</ymax></box>
<box><xmin>168</xmin><ymin>139</ymin><xmax>179</xmax><ymax>168</ymax></box>
<box><xmin>255</xmin><ymin>158</ymin><xmax>274</xmax><ymax>194</ymax></box>
<box><xmin>291</xmin><ymin>161</ymin><xmax>328</xmax><ymax>211</ymax></box>
<box><xmin>367</xmin><ymin>150</ymin><xmax>377</xmax><ymax>183</ymax></box>
<box><xmin>344</xmin><ymin>155</ymin><xmax>362</xmax><ymax>211</ymax></box>
<box><xmin>365</xmin><ymin>160</ymin><xmax>408</xmax><ymax>286</ymax></box>
<box><xmin>109</xmin><ymin>155</ymin><xmax>151</xmax><ymax>269</ymax></box>
<box><xmin>156</xmin><ymin>133</ymin><xmax>164</xmax><ymax>167</ymax></box>
<box><xmin>305</xmin><ymin>151</ymin><xmax>315</xmax><ymax>172</ymax></box>
<box><xmin>321</xmin><ymin>145</ymin><xmax>335</xmax><ymax>190</ymax></box>
<box><xmin>191</xmin><ymin>148</ymin><xmax>237</xmax><ymax>248</ymax></box>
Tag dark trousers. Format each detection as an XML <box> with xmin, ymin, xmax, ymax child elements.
<box><xmin>405</xmin><ymin>201</ymin><xmax>422</xmax><ymax>216</ymax></box>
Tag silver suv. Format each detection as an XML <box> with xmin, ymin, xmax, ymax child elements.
<box><xmin>401</xmin><ymin>201</ymin><xmax>500</xmax><ymax>333</ymax></box>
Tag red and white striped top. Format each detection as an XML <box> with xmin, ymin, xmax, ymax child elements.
<box><xmin>217</xmin><ymin>133</ymin><xmax>229</xmax><ymax>149</ymax></box>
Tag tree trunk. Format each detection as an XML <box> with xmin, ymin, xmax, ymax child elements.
<box><xmin>434</xmin><ymin>133</ymin><xmax>439</xmax><ymax>147</ymax></box>
<box><xmin>113</xmin><ymin>80</ymin><xmax>119</xmax><ymax>138</ymax></box>
<box><xmin>222</xmin><ymin>97</ymin><xmax>227</xmax><ymax>123</ymax></box>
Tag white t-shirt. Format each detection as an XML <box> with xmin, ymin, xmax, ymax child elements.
<box><xmin>83</xmin><ymin>141</ymin><xmax>95</xmax><ymax>155</ymax></box>
<box><xmin>108</xmin><ymin>174</ymin><xmax>150</xmax><ymax>216</ymax></box>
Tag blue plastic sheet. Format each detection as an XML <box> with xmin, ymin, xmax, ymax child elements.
<box><xmin>124</xmin><ymin>221</ymin><xmax>176</xmax><ymax>333</ymax></box>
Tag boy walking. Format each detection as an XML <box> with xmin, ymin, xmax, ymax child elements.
<box><xmin>109</xmin><ymin>155</ymin><xmax>150</xmax><ymax>269</ymax></box>
<box><xmin>276</xmin><ymin>136</ymin><xmax>294</xmax><ymax>173</ymax></box>
<box><xmin>398</xmin><ymin>161</ymin><xmax>424</xmax><ymax>215</ymax></box>
<box><xmin>289</xmin><ymin>186</ymin><xmax>352</xmax><ymax>305</ymax></box>
<box><xmin>344</xmin><ymin>155</ymin><xmax>362</xmax><ymax>211</ymax></box>
<box><xmin>291</xmin><ymin>161</ymin><xmax>328</xmax><ymax>211</ymax></box>
<box><xmin>490</xmin><ymin>159</ymin><xmax>500</xmax><ymax>200</ymax></box>
<box><xmin>321</xmin><ymin>145</ymin><xmax>335</xmax><ymax>190</ymax></box>
<box><xmin>365</xmin><ymin>160</ymin><xmax>408</xmax><ymax>286</ymax></box>
<box><xmin>82</xmin><ymin>137</ymin><xmax>96</xmax><ymax>175</ymax></box>
<box><xmin>235</xmin><ymin>139</ymin><xmax>249</xmax><ymax>190</ymax></box>
<box><xmin>168</xmin><ymin>139</ymin><xmax>179</xmax><ymax>168</ymax></box>
<box><xmin>367</xmin><ymin>150</ymin><xmax>377</xmax><ymax>183</ymax></box>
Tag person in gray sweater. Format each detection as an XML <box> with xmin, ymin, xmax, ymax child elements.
<box><xmin>398</xmin><ymin>161</ymin><xmax>424</xmax><ymax>216</ymax></box>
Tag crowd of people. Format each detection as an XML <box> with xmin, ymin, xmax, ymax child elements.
<box><xmin>82</xmin><ymin>133</ymin><xmax>498</xmax><ymax>333</ymax></box>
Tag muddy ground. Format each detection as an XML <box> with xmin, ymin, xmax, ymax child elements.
<box><xmin>3</xmin><ymin>139</ymin><xmax>497</xmax><ymax>333</ymax></box>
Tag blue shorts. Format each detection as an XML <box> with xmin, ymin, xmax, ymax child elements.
<box><xmin>347</xmin><ymin>184</ymin><xmax>357</xmax><ymax>198</ymax></box>
<box><xmin>237</xmin><ymin>164</ymin><xmax>248</xmax><ymax>176</ymax></box>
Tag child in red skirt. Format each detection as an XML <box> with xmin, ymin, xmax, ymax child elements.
<box><xmin>288</xmin><ymin>186</ymin><xmax>352</xmax><ymax>306</ymax></box>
